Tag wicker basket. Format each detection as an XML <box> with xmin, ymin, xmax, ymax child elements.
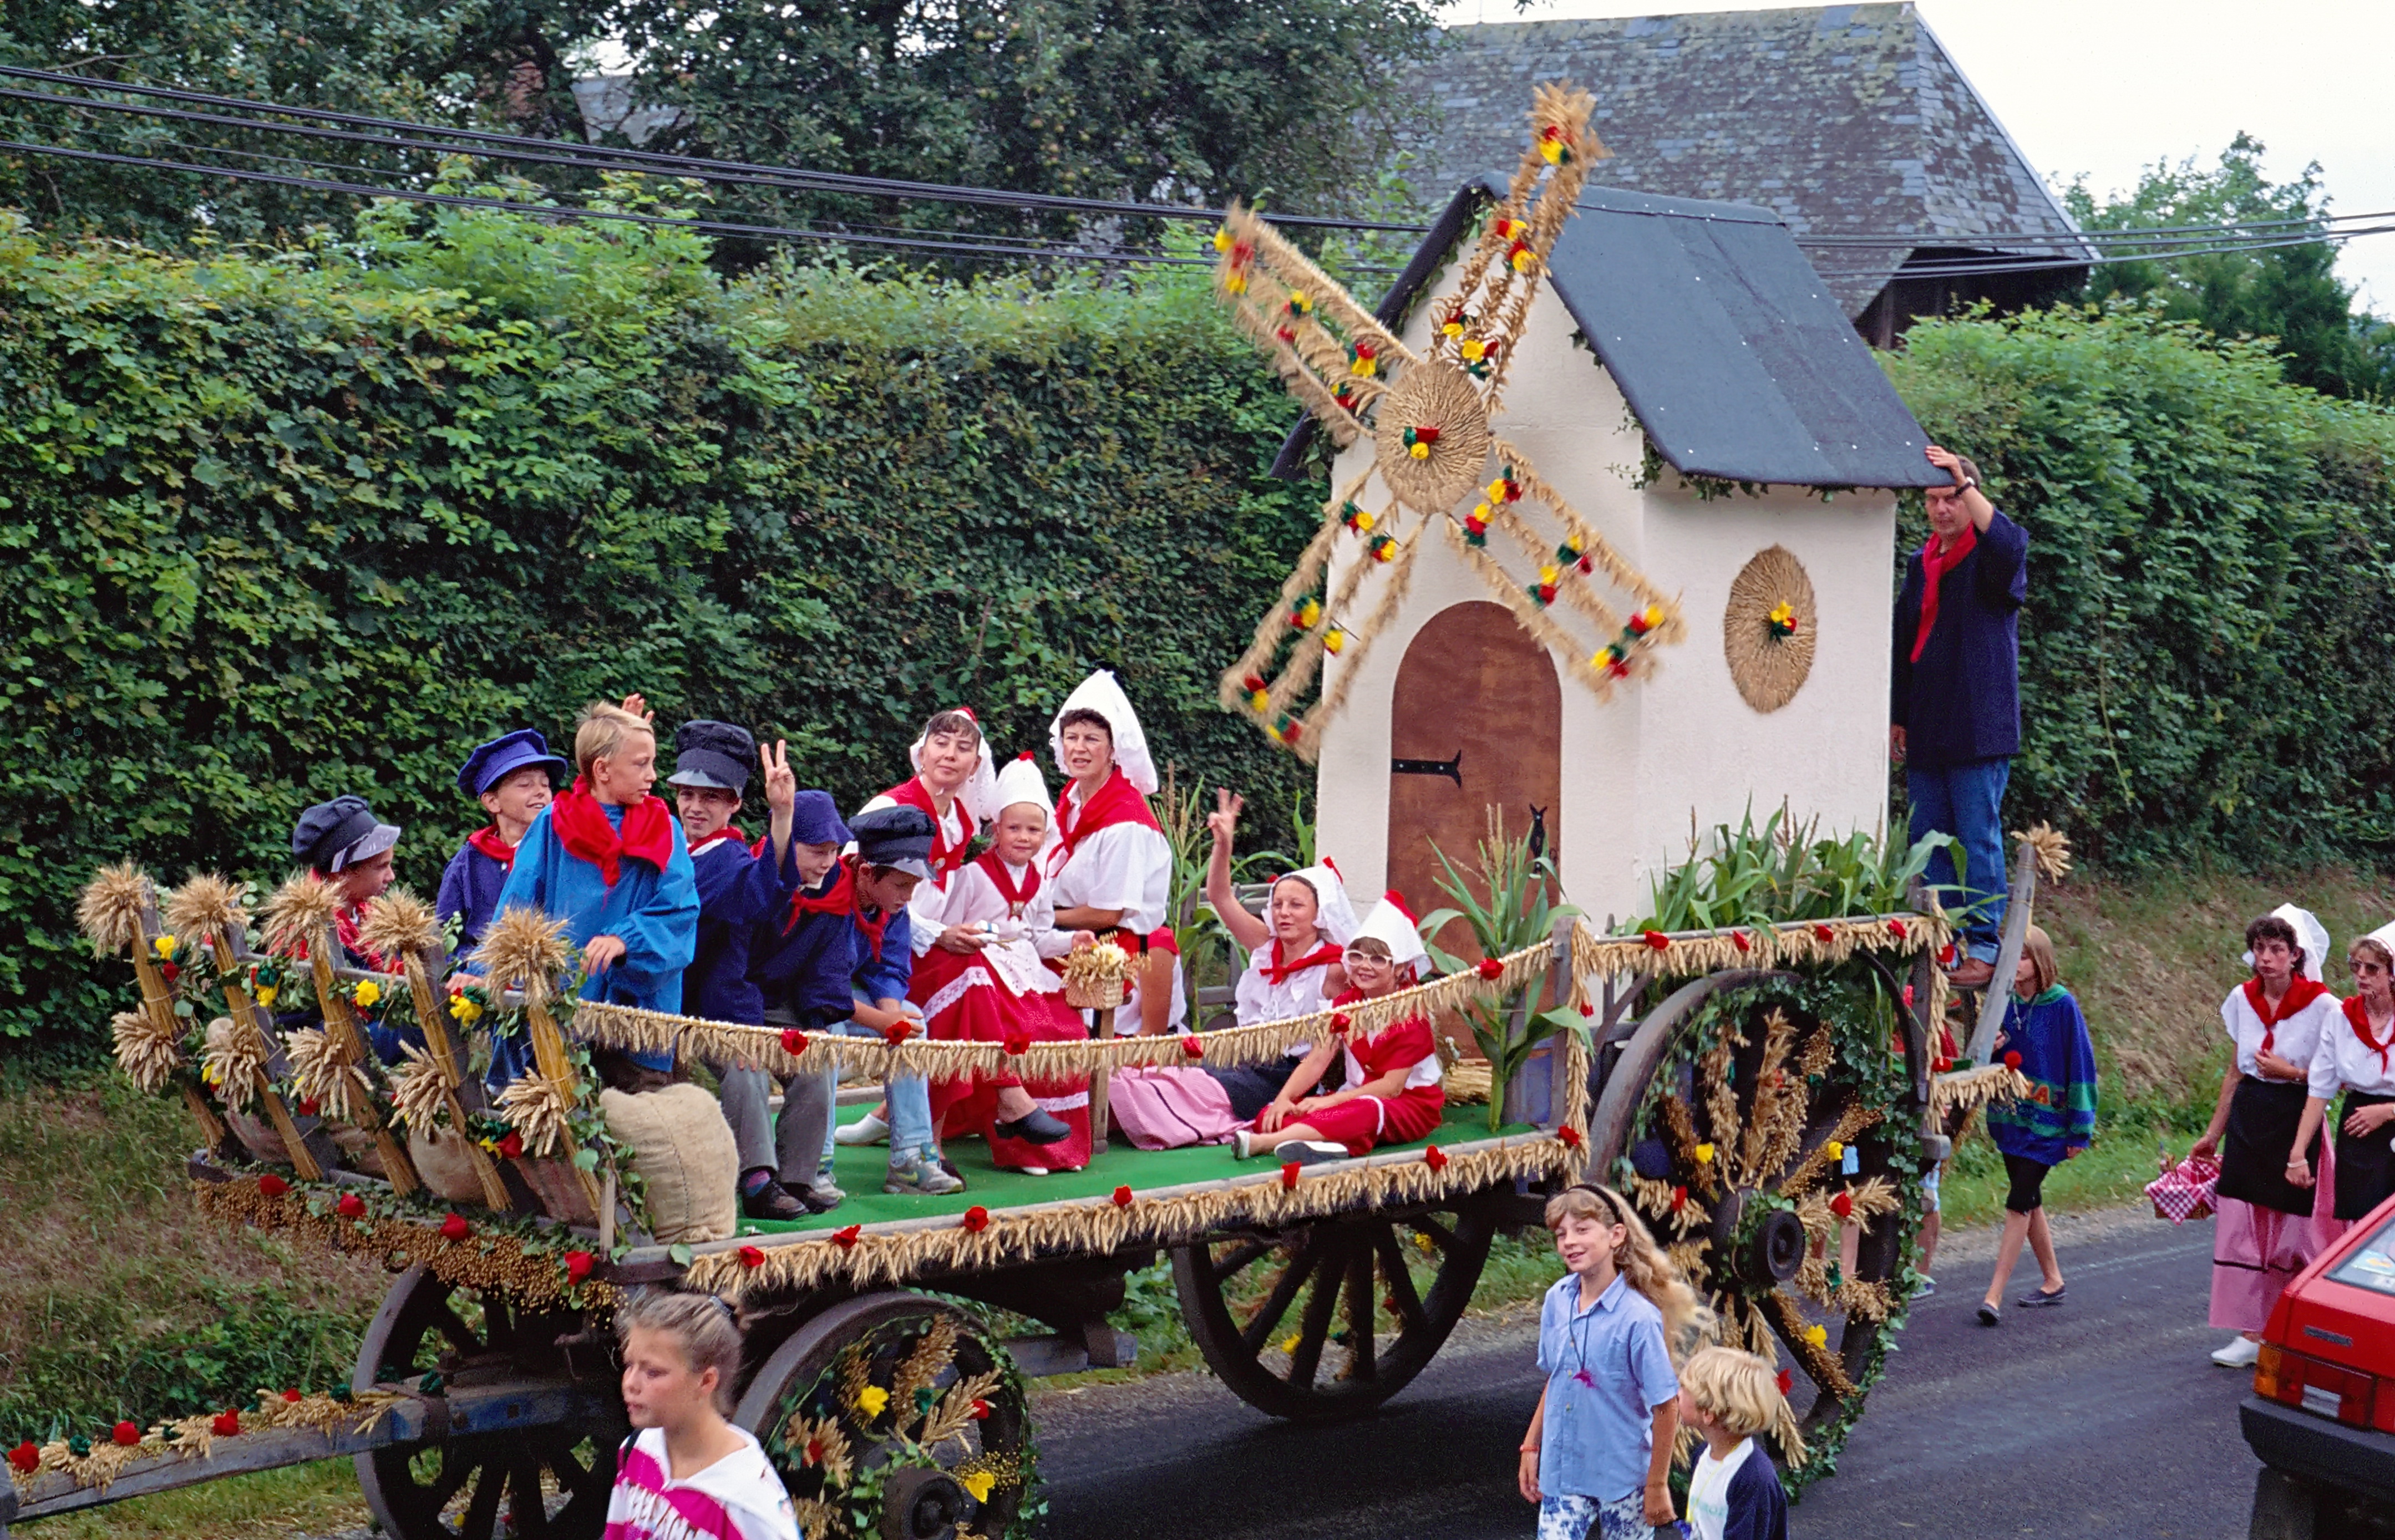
<box><xmin>1064</xmin><ymin>976</ymin><xmax>1127</xmax><ymax>1012</ymax></box>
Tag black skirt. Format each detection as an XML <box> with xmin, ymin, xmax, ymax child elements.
<box><xmin>2335</xmin><ymin>1090</ymin><xmax>2395</xmax><ymax>1222</ymax></box>
<box><xmin>2218</xmin><ymin>1077</ymin><xmax>2320</xmax><ymax>1217</ymax></box>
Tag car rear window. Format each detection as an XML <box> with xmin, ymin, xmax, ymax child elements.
<box><xmin>2329</xmin><ymin>1214</ymin><xmax>2395</xmax><ymax>1295</ymax></box>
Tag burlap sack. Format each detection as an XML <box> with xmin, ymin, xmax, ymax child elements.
<box><xmin>408</xmin><ymin>1122</ymin><xmax>492</xmax><ymax>1206</ymax></box>
<box><xmin>601</xmin><ymin>1084</ymin><xmax>738</xmax><ymax>1245</ymax></box>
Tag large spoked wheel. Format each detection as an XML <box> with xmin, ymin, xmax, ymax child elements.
<box><xmin>737</xmin><ymin>1292</ymin><xmax>1037</xmax><ymax>1540</ymax></box>
<box><xmin>1589</xmin><ymin>970</ymin><xmax>1925</xmax><ymax>1488</ymax></box>
<box><xmin>352</xmin><ymin>1265</ymin><xmax>617</xmax><ymax>1540</ymax></box>
<box><xmin>1169</xmin><ymin>1187</ymin><xmax>1501</xmax><ymax>1421</ymax></box>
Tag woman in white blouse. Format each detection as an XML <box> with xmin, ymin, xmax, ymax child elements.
<box><xmin>2289</xmin><ymin>926</ymin><xmax>2395</xmax><ymax>1223</ymax></box>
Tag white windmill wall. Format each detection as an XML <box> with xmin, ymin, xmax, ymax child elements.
<box><xmin>1310</xmin><ymin>276</ymin><xmax>1897</xmax><ymax>923</ymax></box>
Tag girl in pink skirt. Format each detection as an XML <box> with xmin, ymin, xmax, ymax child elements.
<box><xmin>2191</xmin><ymin>908</ymin><xmax>2348</xmax><ymax>1368</ymax></box>
<box><xmin>1235</xmin><ymin>891</ymin><xmax>1445</xmax><ymax>1161</ymax></box>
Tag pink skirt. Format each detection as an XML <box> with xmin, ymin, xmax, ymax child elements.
<box><xmin>2211</xmin><ymin>1137</ymin><xmax>2350</xmax><ymax>1331</ymax></box>
<box><xmin>1275</xmin><ymin>1088</ymin><xmax>1446</xmax><ymax>1156</ymax></box>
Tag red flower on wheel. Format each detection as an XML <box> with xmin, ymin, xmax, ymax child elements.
<box><xmin>337</xmin><ymin>1192</ymin><xmax>367</xmax><ymax>1219</ymax></box>
<box><xmin>439</xmin><ymin>1213</ymin><xmax>470</xmax><ymax>1241</ymax></box>
<box><xmin>565</xmin><ymin>1250</ymin><xmax>595</xmax><ymax>1283</ymax></box>
<box><xmin>257</xmin><ymin>1175</ymin><xmax>289</xmax><ymax>1198</ymax></box>
<box><xmin>1830</xmin><ymin>1192</ymin><xmax>1855</xmax><ymax>1219</ymax></box>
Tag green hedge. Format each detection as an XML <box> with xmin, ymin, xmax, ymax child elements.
<box><xmin>1885</xmin><ymin>305</ymin><xmax>2395</xmax><ymax>868</ymax></box>
<box><xmin>0</xmin><ymin>201</ymin><xmax>1320</xmax><ymax>1056</ymax></box>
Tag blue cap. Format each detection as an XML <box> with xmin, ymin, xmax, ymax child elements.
<box><xmin>456</xmin><ymin>729</ymin><xmax>569</xmax><ymax>797</ymax></box>
<box><xmin>789</xmin><ymin>790</ymin><xmax>852</xmax><ymax>848</ymax></box>
<box><xmin>666</xmin><ymin>719</ymin><xmax>755</xmax><ymax>792</ymax></box>
<box><xmin>851</xmin><ymin>804</ymin><xmax>936</xmax><ymax>881</ymax></box>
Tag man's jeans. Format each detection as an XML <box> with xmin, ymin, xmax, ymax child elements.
<box><xmin>1907</xmin><ymin>756</ymin><xmax>2011</xmax><ymax>963</ymax></box>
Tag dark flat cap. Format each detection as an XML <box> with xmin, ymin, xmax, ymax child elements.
<box><xmin>850</xmin><ymin>804</ymin><xmax>936</xmax><ymax>880</ymax></box>
<box><xmin>667</xmin><ymin>719</ymin><xmax>755</xmax><ymax>792</ymax></box>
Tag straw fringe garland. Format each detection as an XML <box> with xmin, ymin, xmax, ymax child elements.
<box><xmin>1930</xmin><ymin>1063</ymin><xmax>2032</xmax><ymax>1119</ymax></box>
<box><xmin>7</xmin><ymin>1386</ymin><xmax>406</xmax><ymax>1499</ymax></box>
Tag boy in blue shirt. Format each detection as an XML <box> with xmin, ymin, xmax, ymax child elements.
<box><xmin>744</xmin><ymin>789</ymin><xmax>856</xmax><ymax>1209</ymax></box>
<box><xmin>437</xmin><ymin>728</ymin><xmax>567</xmax><ymax>958</ymax></box>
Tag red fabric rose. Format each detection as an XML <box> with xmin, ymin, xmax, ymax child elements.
<box><xmin>780</xmin><ymin>1028</ymin><xmax>808</xmax><ymax>1055</ymax></box>
<box><xmin>833</xmin><ymin>1224</ymin><xmax>862</xmax><ymax>1250</ymax></box>
<box><xmin>1112</xmin><ymin>1186</ymin><xmax>1134</xmax><ymax>1207</ymax></box>
<box><xmin>883</xmin><ymin>1020</ymin><xmax>916</xmax><ymax>1046</ymax></box>
<box><xmin>2005</xmin><ymin>1050</ymin><xmax>2023</xmax><ymax>1070</ymax></box>
<box><xmin>962</xmin><ymin>1206</ymin><xmax>990</xmax><ymax>1233</ymax></box>
<box><xmin>1424</xmin><ymin>1145</ymin><xmax>1449</xmax><ymax>1172</ymax></box>
<box><xmin>1558</xmin><ymin>1126</ymin><xmax>1584</xmax><ymax>1150</ymax></box>
<box><xmin>1776</xmin><ymin>1368</ymin><xmax>1794</xmax><ymax>1395</ymax></box>
<box><xmin>211</xmin><ymin>1410</ymin><xmax>241</xmax><ymax>1437</ymax></box>
<box><xmin>565</xmin><ymin>1250</ymin><xmax>594</xmax><ymax>1283</ymax></box>
<box><xmin>1642</xmin><ymin>931</ymin><xmax>1671</xmax><ymax>951</ymax></box>
<box><xmin>497</xmin><ymin>1131</ymin><xmax>525</xmax><ymax>1160</ymax></box>
<box><xmin>738</xmin><ymin>1245</ymin><xmax>765</xmax><ymax>1268</ymax></box>
<box><xmin>1476</xmin><ymin>957</ymin><xmax>1505</xmax><ymax>980</ymax></box>
<box><xmin>257</xmin><ymin>1175</ymin><xmax>289</xmax><ymax>1198</ymax></box>
<box><xmin>1180</xmin><ymin>1035</ymin><xmax>1204</xmax><ymax>1059</ymax></box>
<box><xmin>970</xmin><ymin>1399</ymin><xmax>991</xmax><ymax>1420</ymax></box>
<box><xmin>113</xmin><ymin>1420</ymin><xmax>140</xmax><ymax>1446</ymax></box>
<box><xmin>280</xmin><ymin>1389</ymin><xmax>302</xmax><ymax>1404</ymax></box>
<box><xmin>1670</xmin><ymin>1185</ymin><xmax>1687</xmax><ymax>1212</ymax></box>
<box><xmin>1004</xmin><ymin>1036</ymin><xmax>1030</xmax><ymax>1057</ymax></box>
<box><xmin>439</xmin><ymin>1213</ymin><xmax>470</xmax><ymax>1241</ymax></box>
<box><xmin>1280</xmin><ymin>1161</ymin><xmax>1302</xmax><ymax>1190</ymax></box>
<box><xmin>1814</xmin><ymin>923</ymin><xmax>1837</xmax><ymax>943</ymax></box>
<box><xmin>1732</xmin><ymin>930</ymin><xmax>1752</xmax><ymax>953</ymax></box>
<box><xmin>8</xmin><ymin>1440</ymin><xmax>39</xmax><ymax>1472</ymax></box>
<box><xmin>337</xmin><ymin>1192</ymin><xmax>366</xmax><ymax>1218</ymax></box>
<box><xmin>1830</xmin><ymin>1192</ymin><xmax>1854</xmax><ymax>1219</ymax></box>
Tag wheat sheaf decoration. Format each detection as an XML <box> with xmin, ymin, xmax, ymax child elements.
<box><xmin>474</xmin><ymin>906</ymin><xmax>576</xmax><ymax>999</ymax></box>
<box><xmin>1724</xmin><ymin>545</ymin><xmax>1818</xmax><ymax>713</ymax></box>
<box><xmin>1212</xmin><ymin>82</ymin><xmax>1684</xmax><ymax>758</ymax></box>
<box><xmin>261</xmin><ymin>871</ymin><xmax>343</xmax><ymax>957</ymax></box>
<box><xmin>77</xmin><ymin>862</ymin><xmax>153</xmax><ymax>956</ymax></box>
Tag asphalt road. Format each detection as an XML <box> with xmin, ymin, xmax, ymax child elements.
<box><xmin>1031</xmin><ymin>1207</ymin><xmax>2259</xmax><ymax>1540</ymax></box>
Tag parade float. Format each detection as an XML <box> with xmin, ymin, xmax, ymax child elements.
<box><xmin>15</xmin><ymin>84</ymin><xmax>2049</xmax><ymax>1540</ymax></box>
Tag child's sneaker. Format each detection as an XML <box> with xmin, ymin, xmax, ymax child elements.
<box><xmin>836</xmin><ymin>1107</ymin><xmax>890</xmax><ymax>1146</ymax></box>
<box><xmin>885</xmin><ymin>1156</ymin><xmax>965</xmax><ymax>1196</ymax></box>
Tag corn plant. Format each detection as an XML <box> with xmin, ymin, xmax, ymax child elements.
<box><xmin>1622</xmin><ymin>802</ymin><xmax>1970</xmax><ymax>934</ymax></box>
<box><xmin>1418</xmin><ymin>809</ymin><xmax>1581</xmax><ymax>1130</ymax></box>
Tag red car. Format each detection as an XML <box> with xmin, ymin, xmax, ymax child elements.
<box><xmin>2245</xmin><ymin>1189</ymin><xmax>2395</xmax><ymax>1538</ymax></box>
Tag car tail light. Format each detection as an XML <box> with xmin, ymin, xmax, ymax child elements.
<box><xmin>2256</xmin><ymin>1342</ymin><xmax>2382</xmax><ymax>1429</ymax></box>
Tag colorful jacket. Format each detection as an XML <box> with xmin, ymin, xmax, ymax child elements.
<box><xmin>1986</xmin><ymin>985</ymin><xmax>2099</xmax><ymax>1165</ymax></box>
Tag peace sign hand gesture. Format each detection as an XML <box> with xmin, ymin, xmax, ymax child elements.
<box><xmin>618</xmin><ymin>693</ymin><xmax>653</xmax><ymax>724</ymax></box>
<box><xmin>1207</xmin><ymin>788</ymin><xmax>1244</xmax><ymax>847</ymax></box>
<box><xmin>760</xmin><ymin>740</ymin><xmax>796</xmax><ymax>816</ymax></box>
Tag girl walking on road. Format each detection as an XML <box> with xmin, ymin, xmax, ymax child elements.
<box><xmin>1519</xmin><ymin>1185</ymin><xmax>1712</xmax><ymax>1540</ymax></box>
<box><xmin>2287</xmin><ymin>927</ymin><xmax>2395</xmax><ymax>1222</ymax></box>
<box><xmin>2193</xmin><ymin>911</ymin><xmax>2347</xmax><ymax>1367</ymax></box>
<box><xmin>1975</xmin><ymin>924</ymin><xmax>2097</xmax><ymax>1325</ymax></box>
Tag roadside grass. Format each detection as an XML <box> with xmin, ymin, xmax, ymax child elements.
<box><xmin>24</xmin><ymin>1461</ymin><xmax>367</xmax><ymax>1539</ymax></box>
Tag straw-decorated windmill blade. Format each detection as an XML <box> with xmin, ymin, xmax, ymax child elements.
<box><xmin>1214</xmin><ymin>83</ymin><xmax>1686</xmax><ymax>759</ymax></box>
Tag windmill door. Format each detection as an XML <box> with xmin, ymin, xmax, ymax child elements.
<box><xmin>1386</xmin><ymin>601</ymin><xmax>1564</xmax><ymax>959</ymax></box>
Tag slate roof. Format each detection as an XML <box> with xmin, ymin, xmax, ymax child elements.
<box><xmin>1274</xmin><ymin>180</ymin><xmax>1951</xmax><ymax>490</ymax></box>
<box><xmin>1398</xmin><ymin>3</ymin><xmax>2085</xmax><ymax>314</ymax></box>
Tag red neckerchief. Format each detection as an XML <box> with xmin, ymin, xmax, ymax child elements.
<box><xmin>686</xmin><ymin>826</ymin><xmax>749</xmax><ymax>858</ymax></box>
<box><xmin>782</xmin><ymin>856</ymin><xmax>890</xmax><ymax>958</ymax></box>
<box><xmin>2244</xmin><ymin>974</ymin><xmax>2328</xmax><ymax>1058</ymax></box>
<box><xmin>465</xmin><ymin>825</ymin><xmax>518</xmax><ymax>869</ymax></box>
<box><xmin>1910</xmin><ymin>522</ymin><xmax>1980</xmax><ymax>664</ymax></box>
<box><xmin>549</xmin><ymin>777</ymin><xmax>675</xmax><ymax>888</ymax></box>
<box><xmin>332</xmin><ymin>902</ymin><xmax>391</xmax><ymax>971</ymax></box>
<box><xmin>1260</xmin><ymin>936</ymin><xmax>1341</xmax><ymax>987</ymax></box>
<box><xmin>976</xmin><ymin>850</ymin><xmax>1039</xmax><ymax>918</ymax></box>
<box><xmin>884</xmin><ymin>776</ymin><xmax>974</xmax><ymax>884</ymax></box>
<box><xmin>1047</xmin><ymin>766</ymin><xmax>1162</xmax><ymax>876</ymax></box>
<box><xmin>2345</xmin><ymin>993</ymin><xmax>2395</xmax><ymax>1074</ymax></box>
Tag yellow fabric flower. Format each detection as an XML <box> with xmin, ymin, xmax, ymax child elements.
<box><xmin>1511</xmin><ymin>248</ymin><xmax>1533</xmax><ymax>273</ymax></box>
<box><xmin>960</xmin><ymin>1471</ymin><xmax>997</xmax><ymax>1503</ymax></box>
<box><xmin>1473</xmin><ymin>500</ymin><xmax>1491</xmax><ymax>519</ymax></box>
<box><xmin>855</xmin><ymin>1385</ymin><xmax>889</xmax><ymax>1417</ymax></box>
<box><xmin>1290</xmin><ymin>292</ymin><xmax>1312</xmax><ymax>313</ymax></box>
<box><xmin>1825</xmin><ymin>1140</ymin><xmax>1844</xmax><ymax>1160</ymax></box>
<box><xmin>1769</xmin><ymin>601</ymin><xmax>1797</xmax><ymax>627</ymax></box>
<box><xmin>1248</xmin><ymin>688</ymin><xmax>1270</xmax><ymax>712</ymax></box>
<box><xmin>449</xmin><ymin>994</ymin><xmax>483</xmax><ymax>1025</ymax></box>
<box><xmin>1442</xmin><ymin>319</ymin><xmax>1464</xmax><ymax>338</ymax></box>
<box><xmin>1485</xmin><ymin>478</ymin><xmax>1508</xmax><ymax>502</ymax></box>
<box><xmin>1212</xmin><ymin>228</ymin><xmax>1231</xmax><ymax>252</ymax></box>
<box><xmin>1224</xmin><ymin>272</ymin><xmax>1247</xmax><ymax>296</ymax></box>
<box><xmin>1459</xmin><ymin>338</ymin><xmax>1485</xmax><ymax>362</ymax></box>
<box><xmin>353</xmin><ymin>979</ymin><xmax>382</xmax><ymax>1009</ymax></box>
<box><xmin>154</xmin><ymin>936</ymin><xmax>176</xmax><ymax>959</ymax></box>
<box><xmin>1349</xmin><ymin>355</ymin><xmax>1376</xmax><ymax>377</ymax></box>
<box><xmin>1802</xmin><ymin>1324</ymin><xmax>1829</xmax><ymax>1348</ymax></box>
<box><xmin>1693</xmin><ymin>1142</ymin><xmax>1714</xmax><ymax>1164</ymax></box>
<box><xmin>255</xmin><ymin>985</ymin><xmax>278</xmax><ymax>1009</ymax></box>
<box><xmin>1324</xmin><ymin>628</ymin><xmax>1346</xmax><ymax>655</ymax></box>
<box><xmin>1409</xmin><ymin>441</ymin><xmax>1429</xmax><ymax>459</ymax></box>
<box><xmin>1353</xmin><ymin>510</ymin><xmax>1375</xmax><ymax>533</ymax></box>
<box><xmin>1539</xmin><ymin>563</ymin><xmax>1560</xmax><ymax>586</ymax></box>
<box><xmin>1540</xmin><ymin>138</ymin><xmax>1564</xmax><ymax>165</ymax></box>
<box><xmin>1280</xmin><ymin>1333</ymin><xmax>1302</xmax><ymax>1354</ymax></box>
<box><xmin>1642</xmin><ymin>603</ymin><xmax>1666</xmax><ymax>628</ymax></box>
<box><xmin>1591</xmin><ymin>647</ymin><xmax>1616</xmax><ymax>669</ymax></box>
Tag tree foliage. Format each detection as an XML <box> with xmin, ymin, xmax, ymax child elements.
<box><xmin>2062</xmin><ymin>134</ymin><xmax>2395</xmax><ymax>400</ymax></box>
<box><xmin>1885</xmin><ymin>304</ymin><xmax>2395</xmax><ymax>867</ymax></box>
<box><xmin>0</xmin><ymin>200</ymin><xmax>1320</xmax><ymax>1059</ymax></box>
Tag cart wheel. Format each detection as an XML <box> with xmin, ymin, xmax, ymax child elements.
<box><xmin>1168</xmin><ymin>1187</ymin><xmax>1500</xmax><ymax>1421</ymax></box>
<box><xmin>737</xmin><ymin>1292</ymin><xmax>1036</xmax><ymax>1540</ymax></box>
<box><xmin>352</xmin><ymin>1264</ymin><xmax>616</xmax><ymax>1540</ymax></box>
<box><xmin>1590</xmin><ymin>971</ymin><xmax>1925</xmax><ymax>1488</ymax></box>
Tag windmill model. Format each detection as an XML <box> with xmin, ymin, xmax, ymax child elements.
<box><xmin>1212</xmin><ymin>84</ymin><xmax>1686</xmax><ymax>759</ymax></box>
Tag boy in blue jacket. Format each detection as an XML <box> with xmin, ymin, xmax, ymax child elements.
<box><xmin>437</xmin><ymin>728</ymin><xmax>567</xmax><ymax>959</ymax></box>
<box><xmin>745</xmin><ymin>789</ymin><xmax>856</xmax><ymax>1210</ymax></box>
<box><xmin>664</xmin><ymin>717</ymin><xmax>809</xmax><ymax>1219</ymax></box>
<box><xmin>493</xmin><ymin>699</ymin><xmax>699</xmax><ymax>1079</ymax></box>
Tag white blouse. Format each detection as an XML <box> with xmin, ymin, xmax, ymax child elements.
<box><xmin>1044</xmin><ymin>819</ymin><xmax>1171</xmax><ymax>935</ymax></box>
<box><xmin>930</xmin><ymin>858</ymin><xmax>1075</xmax><ymax>998</ymax></box>
<box><xmin>2309</xmin><ymin>1001</ymin><xmax>2395</xmax><ymax>1100</ymax></box>
<box><xmin>2221</xmin><ymin>983</ymin><xmax>2340</xmax><ymax>1080</ymax></box>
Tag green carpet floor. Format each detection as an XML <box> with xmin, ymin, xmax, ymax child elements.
<box><xmin>737</xmin><ymin>1100</ymin><xmax>1530</xmax><ymax>1236</ymax></box>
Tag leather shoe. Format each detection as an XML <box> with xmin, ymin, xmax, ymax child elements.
<box><xmin>993</xmin><ymin>1108</ymin><xmax>1073</xmax><ymax>1145</ymax></box>
<box><xmin>1947</xmin><ymin>958</ymin><xmax>1996</xmax><ymax>989</ymax></box>
<box><xmin>741</xmin><ymin>1179</ymin><xmax>809</xmax><ymax>1222</ymax></box>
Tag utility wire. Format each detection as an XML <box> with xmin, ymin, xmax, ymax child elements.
<box><xmin>1807</xmin><ymin>225</ymin><xmax>2395</xmax><ymax>282</ymax></box>
<box><xmin>0</xmin><ymin>63</ymin><xmax>1426</xmax><ymax>233</ymax></box>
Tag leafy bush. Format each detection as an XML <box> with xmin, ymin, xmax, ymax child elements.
<box><xmin>1886</xmin><ymin>306</ymin><xmax>2395</xmax><ymax>868</ymax></box>
<box><xmin>0</xmin><ymin>199</ymin><xmax>1320</xmax><ymax>1060</ymax></box>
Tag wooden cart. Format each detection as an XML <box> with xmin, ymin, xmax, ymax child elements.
<box><xmin>19</xmin><ymin>862</ymin><xmax>2007</xmax><ymax>1540</ymax></box>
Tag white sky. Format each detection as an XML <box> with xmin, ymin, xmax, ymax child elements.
<box><xmin>1433</xmin><ymin>0</ymin><xmax>2395</xmax><ymax>313</ymax></box>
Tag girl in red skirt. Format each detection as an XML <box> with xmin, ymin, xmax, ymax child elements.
<box><xmin>915</xmin><ymin>753</ymin><xmax>1095</xmax><ymax>1173</ymax></box>
<box><xmin>1235</xmin><ymin>891</ymin><xmax>1445</xmax><ymax>1161</ymax></box>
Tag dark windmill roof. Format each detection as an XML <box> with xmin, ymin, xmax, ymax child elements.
<box><xmin>1273</xmin><ymin>180</ymin><xmax>1951</xmax><ymax>490</ymax></box>
<box><xmin>1399</xmin><ymin>3</ymin><xmax>2086</xmax><ymax>315</ymax></box>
